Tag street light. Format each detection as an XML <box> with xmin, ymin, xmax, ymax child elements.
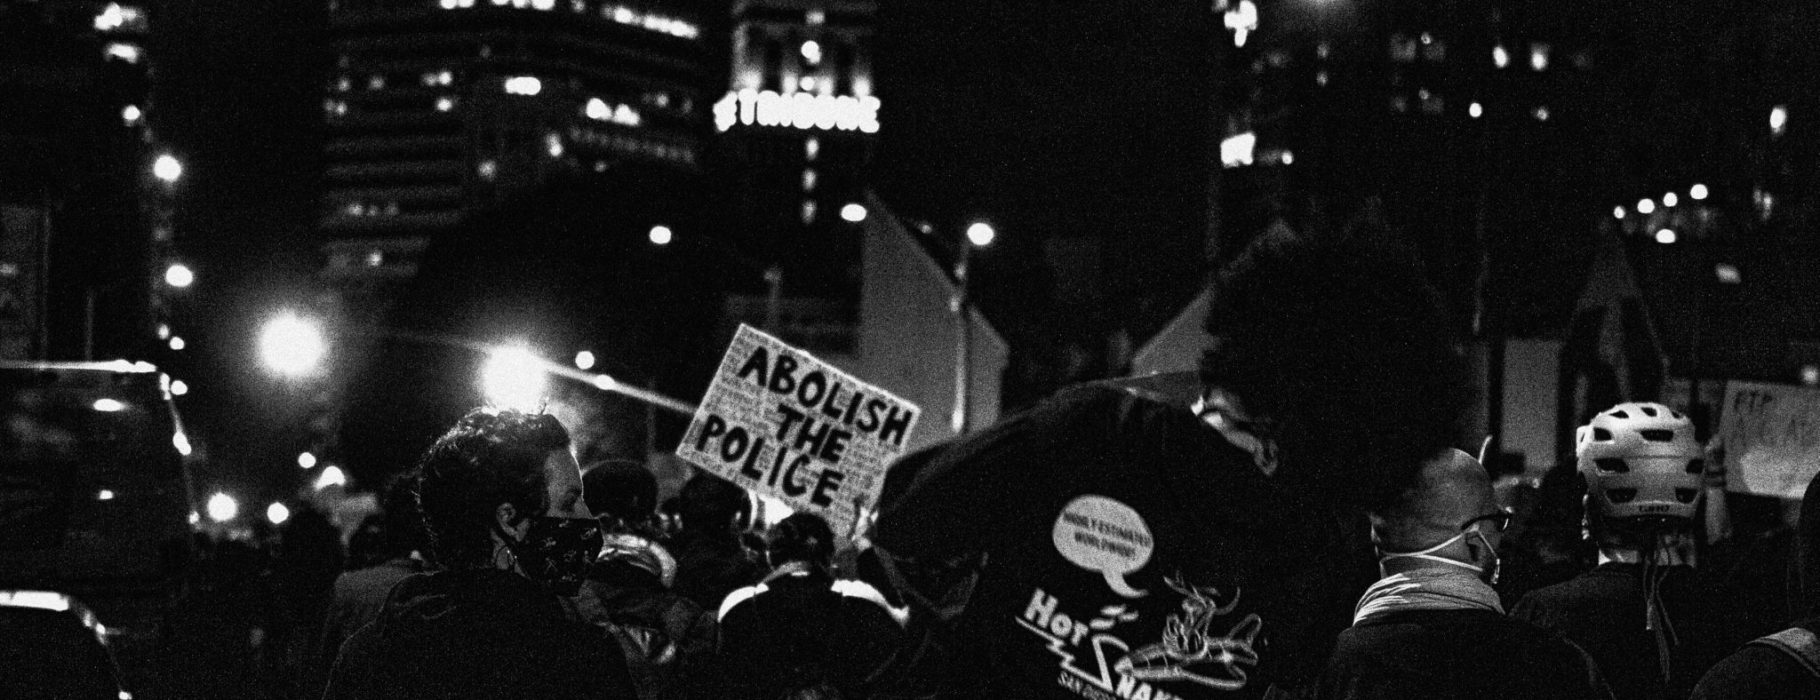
<box><xmin>574</xmin><ymin>350</ymin><xmax>596</xmax><ymax>370</ymax></box>
<box><xmin>163</xmin><ymin>262</ymin><xmax>194</xmax><ymax>289</ymax></box>
<box><xmin>266</xmin><ymin>502</ymin><xmax>291</xmax><ymax>526</ymax></box>
<box><xmin>952</xmin><ymin>220</ymin><xmax>996</xmax><ymax>436</ymax></box>
<box><xmin>206</xmin><ymin>492</ymin><xmax>238</xmax><ymax>523</ymax></box>
<box><xmin>648</xmin><ymin>225</ymin><xmax>673</xmax><ymax>246</ymax></box>
<box><xmin>259</xmin><ymin>313</ymin><xmax>327</xmax><ymax>378</ymax></box>
<box><xmin>480</xmin><ymin>344</ymin><xmax>548</xmax><ymax>411</ymax></box>
<box><xmin>152</xmin><ymin>154</ymin><xmax>183</xmax><ymax>184</ymax></box>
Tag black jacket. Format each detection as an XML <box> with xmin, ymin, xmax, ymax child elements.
<box><xmin>1689</xmin><ymin>617</ymin><xmax>1820</xmax><ymax>700</ymax></box>
<box><xmin>1319</xmin><ymin>608</ymin><xmax>1609</xmax><ymax>700</ymax></box>
<box><xmin>323</xmin><ymin>568</ymin><xmax>637</xmax><ymax>700</ymax></box>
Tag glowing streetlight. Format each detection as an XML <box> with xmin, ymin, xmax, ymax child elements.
<box><xmin>840</xmin><ymin>203</ymin><xmax>868</xmax><ymax>222</ymax></box>
<box><xmin>1468</xmin><ymin>102</ymin><xmax>1483</xmax><ymax>119</ymax></box>
<box><xmin>966</xmin><ymin>222</ymin><xmax>996</xmax><ymax>248</ymax></box>
<box><xmin>314</xmin><ymin>465</ymin><xmax>347</xmax><ymax>491</ymax></box>
<box><xmin>163</xmin><ymin>262</ymin><xmax>194</xmax><ymax>289</ymax></box>
<box><xmin>259</xmin><ymin>313</ymin><xmax>327</xmax><ymax>378</ymax></box>
<box><xmin>574</xmin><ymin>350</ymin><xmax>596</xmax><ymax>370</ymax></box>
<box><xmin>1613</xmin><ymin>206</ymin><xmax>1626</xmax><ymax>220</ymax></box>
<box><xmin>648</xmin><ymin>225</ymin><xmax>673</xmax><ymax>246</ymax></box>
<box><xmin>1662</xmin><ymin>192</ymin><xmax>1679</xmax><ymax>208</ymax></box>
<box><xmin>1655</xmin><ymin>228</ymin><xmax>1678</xmax><ymax>245</ymax></box>
<box><xmin>1690</xmin><ymin>183</ymin><xmax>1709</xmax><ymax>201</ymax></box>
<box><xmin>800</xmin><ymin>40</ymin><xmax>822</xmax><ymax>65</ymax></box>
<box><xmin>266</xmin><ymin>502</ymin><xmax>291</xmax><ymax>526</ymax></box>
<box><xmin>1771</xmin><ymin>105</ymin><xmax>1788</xmax><ymax>136</ymax></box>
<box><xmin>152</xmin><ymin>154</ymin><xmax>183</xmax><ymax>183</ymax></box>
<box><xmin>1636</xmin><ymin>198</ymin><xmax>1656</xmax><ymax>215</ymax></box>
<box><xmin>168</xmin><ymin>336</ymin><xmax>186</xmax><ymax>351</ymax></box>
<box><xmin>169</xmin><ymin>380</ymin><xmax>188</xmax><ymax>396</ymax></box>
<box><xmin>298</xmin><ymin>451</ymin><xmax>317</xmax><ymax>469</ymax></box>
<box><xmin>481</xmin><ymin>344</ymin><xmax>548</xmax><ymax>411</ymax></box>
<box><xmin>206</xmin><ymin>492</ymin><xmax>238</xmax><ymax>523</ymax></box>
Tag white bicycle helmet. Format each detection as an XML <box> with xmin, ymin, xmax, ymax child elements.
<box><xmin>1576</xmin><ymin>402</ymin><xmax>1705</xmax><ymax>521</ymax></box>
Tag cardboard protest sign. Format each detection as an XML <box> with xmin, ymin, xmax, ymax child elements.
<box><xmin>677</xmin><ymin>324</ymin><xmax>920</xmax><ymax>536</ymax></box>
<box><xmin>1717</xmin><ymin>381</ymin><xmax>1820</xmax><ymax>498</ymax></box>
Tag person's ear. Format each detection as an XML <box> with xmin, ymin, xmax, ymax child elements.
<box><xmin>495</xmin><ymin>502</ymin><xmax>525</xmax><ymax>539</ymax></box>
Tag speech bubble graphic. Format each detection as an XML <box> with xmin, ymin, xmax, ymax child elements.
<box><xmin>1052</xmin><ymin>495</ymin><xmax>1154</xmax><ymax>598</ymax></box>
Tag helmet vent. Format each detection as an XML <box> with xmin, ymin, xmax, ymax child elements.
<box><xmin>1640</xmin><ymin>429</ymin><xmax>1675</xmax><ymax>442</ymax></box>
<box><xmin>1675</xmin><ymin>488</ymin><xmax>1699</xmax><ymax>504</ymax></box>
<box><xmin>1686</xmin><ymin>459</ymin><xmax>1705</xmax><ymax>475</ymax></box>
<box><xmin>1594</xmin><ymin>428</ymin><xmax>1614</xmax><ymax>441</ymax></box>
<box><xmin>1641</xmin><ymin>406</ymin><xmax>1659</xmax><ymax>417</ymax></box>
<box><xmin>1670</xmin><ymin>410</ymin><xmax>1684</xmax><ymax>419</ymax></box>
<box><xmin>1595</xmin><ymin>458</ymin><xmax>1630</xmax><ymax>473</ymax></box>
<box><xmin>1611</xmin><ymin>410</ymin><xmax>1631</xmax><ymax>419</ymax></box>
<box><xmin>1607</xmin><ymin>488</ymin><xmax>1638</xmax><ymax>504</ymax></box>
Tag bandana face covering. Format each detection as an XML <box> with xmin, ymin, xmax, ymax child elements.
<box><xmin>496</xmin><ymin>515</ymin><xmax>603</xmax><ymax>596</ymax></box>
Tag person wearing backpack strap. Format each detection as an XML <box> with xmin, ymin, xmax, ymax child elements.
<box><xmin>1689</xmin><ymin>467</ymin><xmax>1820</xmax><ymax>698</ymax></box>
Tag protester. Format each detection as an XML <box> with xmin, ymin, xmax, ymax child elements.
<box><xmin>577</xmin><ymin>530</ymin><xmax>716</xmax><ymax>700</ymax></box>
<box><xmin>713</xmin><ymin>512</ymin><xmax>906</xmax><ymax>699</ymax></box>
<box><xmin>665</xmin><ymin>473</ymin><xmax>765</xmax><ymax>612</ymax></box>
<box><xmin>871</xmin><ymin>224</ymin><xmax>1472</xmax><ymax>698</ymax></box>
<box><xmin>322</xmin><ymin>407</ymin><xmax>636</xmax><ymax>700</ymax></box>
<box><xmin>585</xmin><ymin>458</ymin><xmax>667</xmax><ymax>539</ymax></box>
<box><xmin>1319</xmin><ymin>448</ymin><xmax>1609</xmax><ymax>699</ymax></box>
<box><xmin>315</xmin><ymin>476</ymin><xmax>433</xmax><ymax>692</ymax></box>
<box><xmin>1688</xmin><ymin>467</ymin><xmax>1820</xmax><ymax>698</ymax></box>
<box><xmin>1513</xmin><ymin>402</ymin><xmax>1749</xmax><ymax>700</ymax></box>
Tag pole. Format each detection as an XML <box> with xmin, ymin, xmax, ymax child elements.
<box><xmin>83</xmin><ymin>288</ymin><xmax>96</xmax><ymax>361</ymax></box>
<box><xmin>763</xmin><ymin>265</ymin><xmax>783</xmax><ymax>333</ymax></box>
<box><xmin>952</xmin><ymin>246</ymin><xmax>972</xmax><ymax>436</ymax></box>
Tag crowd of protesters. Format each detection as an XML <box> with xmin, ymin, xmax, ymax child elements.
<box><xmin>125</xmin><ymin>227</ymin><xmax>1820</xmax><ymax>700</ymax></box>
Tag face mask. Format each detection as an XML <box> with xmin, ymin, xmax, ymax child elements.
<box><xmin>496</xmin><ymin>515</ymin><xmax>603</xmax><ymax>596</ymax></box>
<box><xmin>1380</xmin><ymin>525</ymin><xmax>1500</xmax><ymax>585</ymax></box>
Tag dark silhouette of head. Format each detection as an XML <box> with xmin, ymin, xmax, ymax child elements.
<box><xmin>768</xmin><ymin>512</ymin><xmax>836</xmax><ymax>570</ymax></box>
<box><xmin>582</xmin><ymin>458</ymin><xmax>657</xmax><ymax>531</ymax></box>
<box><xmin>1200</xmin><ymin>224</ymin><xmax>1468</xmax><ymax>511</ymax></box>
<box><xmin>416</xmin><ymin>408</ymin><xmax>570</xmax><ymax>568</ymax></box>
<box><xmin>676</xmin><ymin>473</ymin><xmax>750</xmax><ymax>536</ymax></box>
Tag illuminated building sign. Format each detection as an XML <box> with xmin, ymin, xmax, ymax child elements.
<box><xmin>714</xmin><ymin>89</ymin><xmax>880</xmax><ymax>134</ymax></box>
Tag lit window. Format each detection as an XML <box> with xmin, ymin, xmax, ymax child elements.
<box><xmin>1715</xmin><ymin>263</ymin><xmax>1742</xmax><ymax>285</ymax></box>
<box><xmin>799</xmin><ymin>76</ymin><xmax>817</xmax><ymax>92</ymax></box>
<box><xmin>435</xmin><ymin>97</ymin><xmax>455</xmax><ymax>112</ymax></box>
<box><xmin>366</xmin><ymin>251</ymin><xmax>385</xmax><ymax>266</ymax></box>
<box><xmin>1389</xmin><ymin>35</ymin><xmax>1417</xmax><ymax>62</ymax></box>
<box><xmin>504</xmin><ymin>76</ymin><xmax>542</xmax><ymax>96</ymax></box>
<box><xmin>803</xmin><ymin>168</ymin><xmax>817</xmax><ymax>192</ymax></box>
<box><xmin>1662</xmin><ymin>192</ymin><xmax>1679</xmax><ymax>208</ymax></box>
<box><xmin>1529</xmin><ymin>43</ymin><xmax>1549</xmax><ymax>71</ymax></box>
<box><xmin>546</xmin><ymin>133</ymin><xmax>564</xmax><ymax>158</ymax></box>
<box><xmin>104</xmin><ymin>43</ymin><xmax>141</xmax><ymax>64</ymax></box>
<box><xmin>806</xmin><ymin>9</ymin><xmax>825</xmax><ymax>25</ymax></box>
<box><xmin>801</xmin><ymin>200</ymin><xmax>818</xmax><ymax>224</ymax></box>
<box><xmin>805</xmin><ymin>137</ymin><xmax>820</xmax><ymax>161</ymax></box>
<box><xmin>1468</xmin><ymin>102</ymin><xmax>1483</xmax><ymax>118</ymax></box>
<box><xmin>840</xmin><ymin>203</ymin><xmax>867</xmax><ymax>222</ymax></box>
<box><xmin>1613</xmin><ymin>206</ymin><xmax>1626</xmax><ymax>220</ymax></box>
<box><xmin>95</xmin><ymin>3</ymin><xmax>125</xmax><ymax>31</ymax></box>
<box><xmin>121</xmin><ymin>104</ymin><xmax>143</xmax><ymax>126</ymax></box>
<box><xmin>1690</xmin><ymin>183</ymin><xmax>1709</xmax><ymax>200</ymax></box>
<box><xmin>440</xmin><ymin>0</ymin><xmax>458</xmax><ymax>8</ymax></box>
<box><xmin>477</xmin><ymin>160</ymin><xmax>498</xmax><ymax>180</ymax></box>
<box><xmin>421</xmin><ymin>72</ymin><xmax>439</xmax><ymax>87</ymax></box>
<box><xmin>1771</xmin><ymin>105</ymin><xmax>1788</xmax><ymax>135</ymax></box>
<box><xmin>1492</xmin><ymin>45</ymin><xmax>1510</xmax><ymax>68</ymax></box>
<box><xmin>1804</xmin><ymin>365</ymin><xmax>1819</xmax><ymax>386</ymax></box>
<box><xmin>533</xmin><ymin>0</ymin><xmax>555</xmax><ymax>9</ymax></box>
<box><xmin>1654</xmin><ymin>228</ymin><xmax>1677</xmax><ymax>244</ymax></box>
<box><xmin>1423</xmin><ymin>40</ymin><xmax>1445</xmax><ymax>62</ymax></box>
<box><xmin>801</xmin><ymin>40</ymin><xmax>823</xmax><ymax>65</ymax></box>
<box><xmin>1315</xmin><ymin>71</ymin><xmax>1329</xmax><ymax>86</ymax></box>
<box><xmin>1316</xmin><ymin>42</ymin><xmax>1331</xmax><ymax>59</ymax></box>
<box><xmin>1637</xmin><ymin>198</ymin><xmax>1656</xmax><ymax>215</ymax></box>
<box><xmin>368</xmin><ymin>75</ymin><xmax>385</xmax><ymax>90</ymax></box>
<box><xmin>336</xmin><ymin>76</ymin><xmax>351</xmax><ymax>92</ymax></box>
<box><xmin>1532</xmin><ymin>105</ymin><xmax>1550</xmax><ymax>121</ymax></box>
<box><xmin>1224</xmin><ymin>0</ymin><xmax>1257</xmax><ymax>47</ymax></box>
<box><xmin>1279</xmin><ymin>151</ymin><xmax>1294</xmax><ymax>165</ymax></box>
<box><xmin>1390</xmin><ymin>95</ymin><xmax>1409</xmax><ymax>113</ymax></box>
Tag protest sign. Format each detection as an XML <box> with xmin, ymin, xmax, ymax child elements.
<box><xmin>677</xmin><ymin>324</ymin><xmax>920</xmax><ymax>537</ymax></box>
<box><xmin>1717</xmin><ymin>381</ymin><xmax>1820</xmax><ymax>498</ymax></box>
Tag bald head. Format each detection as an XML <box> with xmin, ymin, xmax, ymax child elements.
<box><xmin>1371</xmin><ymin>448</ymin><xmax>1498</xmax><ymax>553</ymax></box>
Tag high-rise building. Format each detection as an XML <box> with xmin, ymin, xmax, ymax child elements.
<box><xmin>710</xmin><ymin>0</ymin><xmax>878</xmax><ymax>353</ymax></box>
<box><xmin>320</xmin><ymin>0</ymin><xmax>721</xmax><ymax>295</ymax></box>
<box><xmin>0</xmin><ymin>1</ymin><xmax>164</xmax><ymax>362</ymax></box>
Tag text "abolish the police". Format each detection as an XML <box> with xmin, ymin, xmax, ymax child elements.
<box><xmin>693</xmin><ymin>346</ymin><xmax>916</xmax><ymax>507</ymax></box>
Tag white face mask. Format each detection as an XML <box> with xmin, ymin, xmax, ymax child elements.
<box><xmin>1380</xmin><ymin>526</ymin><xmax>1500</xmax><ymax>585</ymax></box>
